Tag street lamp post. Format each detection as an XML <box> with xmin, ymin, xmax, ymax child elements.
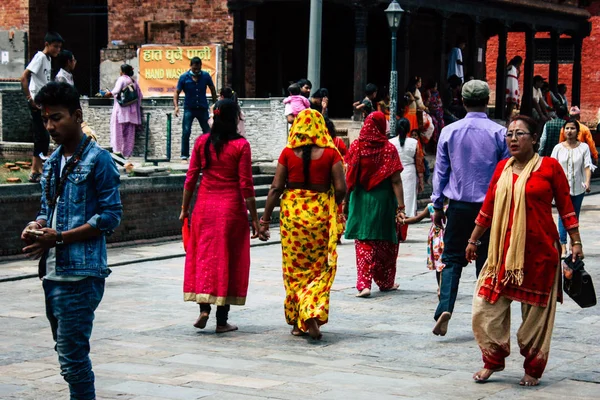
<box><xmin>385</xmin><ymin>1</ymin><xmax>404</xmax><ymax>137</ymax></box>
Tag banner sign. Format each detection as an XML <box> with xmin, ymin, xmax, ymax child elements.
<box><xmin>137</xmin><ymin>45</ymin><xmax>219</xmax><ymax>98</ymax></box>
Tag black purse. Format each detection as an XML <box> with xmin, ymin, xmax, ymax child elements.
<box><xmin>563</xmin><ymin>255</ymin><xmax>597</xmax><ymax>308</ymax></box>
<box><xmin>117</xmin><ymin>78</ymin><xmax>139</xmax><ymax>107</ymax></box>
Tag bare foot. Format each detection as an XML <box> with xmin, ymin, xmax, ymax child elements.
<box><xmin>216</xmin><ymin>323</ymin><xmax>238</xmax><ymax>333</ymax></box>
<box><xmin>356</xmin><ymin>288</ymin><xmax>371</xmax><ymax>298</ymax></box>
<box><xmin>432</xmin><ymin>311</ymin><xmax>452</xmax><ymax>336</ymax></box>
<box><xmin>193</xmin><ymin>312</ymin><xmax>209</xmax><ymax>329</ymax></box>
<box><xmin>473</xmin><ymin>367</ymin><xmax>504</xmax><ymax>383</ymax></box>
<box><xmin>381</xmin><ymin>283</ymin><xmax>400</xmax><ymax>292</ymax></box>
<box><xmin>291</xmin><ymin>325</ymin><xmax>307</xmax><ymax>337</ymax></box>
<box><xmin>519</xmin><ymin>374</ymin><xmax>540</xmax><ymax>387</ymax></box>
<box><xmin>305</xmin><ymin>318</ymin><xmax>322</xmax><ymax>340</ymax></box>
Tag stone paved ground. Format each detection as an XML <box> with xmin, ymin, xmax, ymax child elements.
<box><xmin>0</xmin><ymin>196</ymin><xmax>599</xmax><ymax>399</ymax></box>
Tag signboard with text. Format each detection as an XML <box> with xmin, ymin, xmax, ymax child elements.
<box><xmin>137</xmin><ymin>45</ymin><xmax>219</xmax><ymax>98</ymax></box>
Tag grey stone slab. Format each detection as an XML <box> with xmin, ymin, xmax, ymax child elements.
<box><xmin>0</xmin><ymin>383</ymin><xmax>26</xmax><ymax>396</ymax></box>
<box><xmin>105</xmin><ymin>380</ymin><xmax>213</xmax><ymax>399</ymax></box>
<box><xmin>161</xmin><ymin>353</ymin><xmax>264</xmax><ymax>370</ymax></box>
<box><xmin>95</xmin><ymin>362</ymin><xmax>177</xmax><ymax>376</ymax></box>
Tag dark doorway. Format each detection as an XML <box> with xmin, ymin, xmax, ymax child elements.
<box><xmin>254</xmin><ymin>1</ymin><xmax>354</xmax><ymax>118</ymax></box>
<box><xmin>48</xmin><ymin>0</ymin><xmax>108</xmax><ymax>96</ymax></box>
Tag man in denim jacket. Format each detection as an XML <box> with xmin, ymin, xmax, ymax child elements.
<box><xmin>20</xmin><ymin>82</ymin><xmax>122</xmax><ymax>400</ymax></box>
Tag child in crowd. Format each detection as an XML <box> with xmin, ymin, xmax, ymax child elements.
<box><xmin>55</xmin><ymin>50</ymin><xmax>76</xmax><ymax>86</ymax></box>
<box><xmin>284</xmin><ymin>83</ymin><xmax>310</xmax><ymax>123</ymax></box>
<box><xmin>402</xmin><ymin>203</ymin><xmax>447</xmax><ymax>296</ymax></box>
<box><xmin>353</xmin><ymin>83</ymin><xmax>378</xmax><ymax>120</ymax></box>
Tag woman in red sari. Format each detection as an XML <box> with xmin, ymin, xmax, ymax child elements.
<box><xmin>180</xmin><ymin>99</ymin><xmax>259</xmax><ymax>333</ymax></box>
<box><xmin>466</xmin><ymin>115</ymin><xmax>584</xmax><ymax>386</ymax></box>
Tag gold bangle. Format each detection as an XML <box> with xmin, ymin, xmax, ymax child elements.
<box><xmin>572</xmin><ymin>241</ymin><xmax>582</xmax><ymax>246</ymax></box>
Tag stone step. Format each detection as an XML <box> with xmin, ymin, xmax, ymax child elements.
<box><xmin>252</xmin><ymin>174</ymin><xmax>275</xmax><ymax>186</ymax></box>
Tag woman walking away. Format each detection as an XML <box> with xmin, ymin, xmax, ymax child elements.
<box><xmin>505</xmin><ymin>56</ymin><xmax>522</xmax><ymax>121</ymax></box>
<box><xmin>551</xmin><ymin>119</ymin><xmax>594</xmax><ymax>257</ymax></box>
<box><xmin>345</xmin><ymin>112</ymin><xmax>406</xmax><ymax>298</ymax></box>
<box><xmin>106</xmin><ymin>64</ymin><xmax>142</xmax><ymax>158</ymax></box>
<box><xmin>259</xmin><ymin>109</ymin><xmax>346</xmax><ymax>340</ymax></box>
<box><xmin>467</xmin><ymin>115</ymin><xmax>583</xmax><ymax>386</ymax></box>
<box><xmin>180</xmin><ymin>99</ymin><xmax>259</xmax><ymax>333</ymax></box>
<box><xmin>390</xmin><ymin>118</ymin><xmax>425</xmax><ymax>241</ymax></box>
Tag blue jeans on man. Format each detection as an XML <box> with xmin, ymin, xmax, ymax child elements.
<box><xmin>43</xmin><ymin>277</ymin><xmax>105</xmax><ymax>400</ymax></box>
<box><xmin>181</xmin><ymin>107</ymin><xmax>210</xmax><ymax>159</ymax></box>
<box><xmin>434</xmin><ymin>200</ymin><xmax>490</xmax><ymax>321</ymax></box>
<box><xmin>558</xmin><ymin>193</ymin><xmax>585</xmax><ymax>244</ymax></box>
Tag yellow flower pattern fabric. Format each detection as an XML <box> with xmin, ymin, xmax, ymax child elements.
<box><xmin>288</xmin><ymin>109</ymin><xmax>338</xmax><ymax>151</ymax></box>
<box><xmin>280</xmin><ymin>188</ymin><xmax>339</xmax><ymax>332</ymax></box>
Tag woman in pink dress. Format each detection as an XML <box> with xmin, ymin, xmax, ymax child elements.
<box><xmin>107</xmin><ymin>64</ymin><xmax>143</xmax><ymax>158</ymax></box>
<box><xmin>180</xmin><ymin>99</ymin><xmax>259</xmax><ymax>333</ymax></box>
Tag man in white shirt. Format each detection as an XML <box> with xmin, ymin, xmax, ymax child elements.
<box><xmin>447</xmin><ymin>38</ymin><xmax>466</xmax><ymax>83</ymax></box>
<box><xmin>55</xmin><ymin>50</ymin><xmax>76</xmax><ymax>86</ymax></box>
<box><xmin>21</xmin><ymin>32</ymin><xmax>63</xmax><ymax>183</ymax></box>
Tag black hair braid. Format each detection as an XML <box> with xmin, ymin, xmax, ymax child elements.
<box><xmin>301</xmin><ymin>145</ymin><xmax>312</xmax><ymax>187</ymax></box>
<box><xmin>45</xmin><ymin>135</ymin><xmax>92</xmax><ymax>209</ymax></box>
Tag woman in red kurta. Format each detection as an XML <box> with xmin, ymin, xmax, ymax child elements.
<box><xmin>180</xmin><ymin>99</ymin><xmax>259</xmax><ymax>333</ymax></box>
<box><xmin>466</xmin><ymin>116</ymin><xmax>584</xmax><ymax>387</ymax></box>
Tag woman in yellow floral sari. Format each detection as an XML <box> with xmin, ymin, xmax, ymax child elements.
<box><xmin>259</xmin><ymin>109</ymin><xmax>347</xmax><ymax>340</ymax></box>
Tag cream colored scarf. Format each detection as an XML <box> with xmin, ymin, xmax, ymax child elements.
<box><xmin>481</xmin><ymin>153</ymin><xmax>540</xmax><ymax>286</ymax></box>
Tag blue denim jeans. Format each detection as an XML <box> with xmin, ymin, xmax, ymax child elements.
<box><xmin>181</xmin><ymin>108</ymin><xmax>210</xmax><ymax>158</ymax></box>
<box><xmin>43</xmin><ymin>277</ymin><xmax>105</xmax><ymax>400</ymax></box>
<box><xmin>434</xmin><ymin>200</ymin><xmax>490</xmax><ymax>321</ymax></box>
<box><xmin>558</xmin><ymin>193</ymin><xmax>585</xmax><ymax>244</ymax></box>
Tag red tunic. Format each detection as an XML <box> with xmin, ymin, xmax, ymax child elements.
<box><xmin>475</xmin><ymin>157</ymin><xmax>578</xmax><ymax>307</ymax></box>
<box><xmin>278</xmin><ymin>147</ymin><xmax>342</xmax><ymax>185</ymax></box>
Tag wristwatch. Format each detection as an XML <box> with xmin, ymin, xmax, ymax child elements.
<box><xmin>56</xmin><ymin>231</ymin><xmax>64</xmax><ymax>246</ymax></box>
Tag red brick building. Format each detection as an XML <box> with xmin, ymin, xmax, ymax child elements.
<box><xmin>487</xmin><ymin>1</ymin><xmax>600</xmax><ymax>124</ymax></box>
<box><xmin>1</xmin><ymin>0</ymin><xmax>592</xmax><ymax>119</ymax></box>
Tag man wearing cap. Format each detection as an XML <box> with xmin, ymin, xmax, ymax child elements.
<box><xmin>532</xmin><ymin>75</ymin><xmax>550</xmax><ymax>123</ymax></box>
<box><xmin>559</xmin><ymin>106</ymin><xmax>598</xmax><ymax>164</ymax></box>
<box><xmin>431</xmin><ymin>80</ymin><xmax>509</xmax><ymax>337</ymax></box>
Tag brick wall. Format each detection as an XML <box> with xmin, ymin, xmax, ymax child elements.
<box><xmin>0</xmin><ymin>0</ymin><xmax>28</xmax><ymax>30</ymax></box>
<box><xmin>486</xmin><ymin>5</ymin><xmax>600</xmax><ymax>125</ymax></box>
<box><xmin>81</xmin><ymin>97</ymin><xmax>288</xmax><ymax>161</ymax></box>
<box><xmin>107</xmin><ymin>0</ymin><xmax>232</xmax><ymax>45</ymax></box>
<box><xmin>0</xmin><ymin>175</ymin><xmax>196</xmax><ymax>256</ymax></box>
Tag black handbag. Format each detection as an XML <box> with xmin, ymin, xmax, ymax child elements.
<box><xmin>563</xmin><ymin>255</ymin><xmax>597</xmax><ymax>308</ymax></box>
<box><xmin>117</xmin><ymin>78</ymin><xmax>139</xmax><ymax>107</ymax></box>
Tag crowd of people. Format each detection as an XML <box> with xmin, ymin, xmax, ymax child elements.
<box><xmin>16</xmin><ymin>30</ymin><xmax>598</xmax><ymax>400</ymax></box>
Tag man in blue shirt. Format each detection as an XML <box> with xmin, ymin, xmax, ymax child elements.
<box><xmin>174</xmin><ymin>57</ymin><xmax>217</xmax><ymax>161</ymax></box>
<box><xmin>431</xmin><ymin>80</ymin><xmax>509</xmax><ymax>337</ymax></box>
<box><xmin>21</xmin><ymin>82</ymin><xmax>122</xmax><ymax>399</ymax></box>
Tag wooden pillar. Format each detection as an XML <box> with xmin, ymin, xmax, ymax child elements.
<box><xmin>549</xmin><ymin>30</ymin><xmax>559</xmax><ymax>94</ymax></box>
<box><xmin>469</xmin><ymin>17</ymin><xmax>483</xmax><ymax>79</ymax></box>
<box><xmin>353</xmin><ymin>7</ymin><xmax>368</xmax><ymax>120</ymax></box>
<box><xmin>398</xmin><ymin>13</ymin><xmax>410</xmax><ymax>95</ymax></box>
<box><xmin>521</xmin><ymin>28</ymin><xmax>535</xmax><ymax>117</ymax></box>
<box><xmin>572</xmin><ymin>34</ymin><xmax>583</xmax><ymax>107</ymax></box>
<box><xmin>232</xmin><ymin>8</ymin><xmax>246</xmax><ymax>97</ymax></box>
<box><xmin>438</xmin><ymin>14</ymin><xmax>448</xmax><ymax>87</ymax></box>
<box><xmin>494</xmin><ymin>25</ymin><xmax>507</xmax><ymax>120</ymax></box>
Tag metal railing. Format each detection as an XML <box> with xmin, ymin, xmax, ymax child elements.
<box><xmin>144</xmin><ymin>113</ymin><xmax>172</xmax><ymax>166</ymax></box>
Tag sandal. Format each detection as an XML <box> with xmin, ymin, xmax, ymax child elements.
<box><xmin>28</xmin><ymin>172</ymin><xmax>42</xmax><ymax>183</ymax></box>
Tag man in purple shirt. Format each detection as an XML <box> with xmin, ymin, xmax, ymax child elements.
<box><xmin>431</xmin><ymin>80</ymin><xmax>509</xmax><ymax>337</ymax></box>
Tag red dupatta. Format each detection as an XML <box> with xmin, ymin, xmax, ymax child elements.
<box><xmin>346</xmin><ymin>111</ymin><xmax>403</xmax><ymax>192</ymax></box>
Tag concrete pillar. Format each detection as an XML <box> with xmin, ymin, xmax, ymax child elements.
<box><xmin>307</xmin><ymin>0</ymin><xmax>323</xmax><ymax>91</ymax></box>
